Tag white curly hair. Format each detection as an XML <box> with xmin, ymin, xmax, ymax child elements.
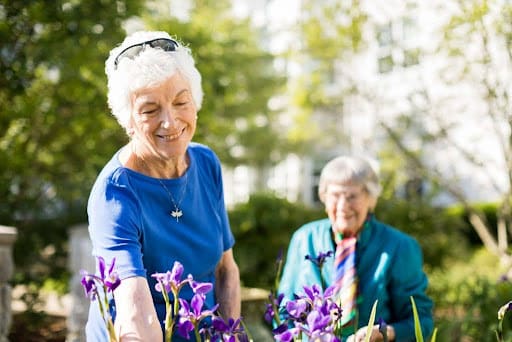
<box><xmin>105</xmin><ymin>31</ymin><xmax>203</xmax><ymax>131</ymax></box>
<box><xmin>318</xmin><ymin>155</ymin><xmax>382</xmax><ymax>206</ymax></box>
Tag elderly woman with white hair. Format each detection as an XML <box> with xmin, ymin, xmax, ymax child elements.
<box><xmin>86</xmin><ymin>31</ymin><xmax>240</xmax><ymax>341</ymax></box>
<box><xmin>278</xmin><ymin>155</ymin><xmax>433</xmax><ymax>342</ymax></box>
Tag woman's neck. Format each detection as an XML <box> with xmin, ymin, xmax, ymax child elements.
<box><xmin>120</xmin><ymin>143</ymin><xmax>188</xmax><ymax>178</ymax></box>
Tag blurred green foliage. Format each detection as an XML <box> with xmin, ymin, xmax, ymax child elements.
<box><xmin>229</xmin><ymin>192</ymin><xmax>324</xmax><ymax>288</ymax></box>
<box><xmin>230</xmin><ymin>192</ymin><xmax>511</xmax><ymax>341</ymax></box>
<box><xmin>428</xmin><ymin>249</ymin><xmax>512</xmax><ymax>341</ymax></box>
<box><xmin>231</xmin><ymin>192</ymin><xmax>473</xmax><ymax>289</ymax></box>
<box><xmin>1</xmin><ymin>0</ymin><xmax>287</xmax><ymax>306</ymax></box>
<box><xmin>1</xmin><ymin>0</ymin><xmax>143</xmax><ymax>295</ymax></box>
<box><xmin>142</xmin><ymin>0</ymin><xmax>291</xmax><ymax>168</ymax></box>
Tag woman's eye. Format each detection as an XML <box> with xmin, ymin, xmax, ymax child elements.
<box><xmin>141</xmin><ymin>108</ymin><xmax>158</xmax><ymax>115</ymax></box>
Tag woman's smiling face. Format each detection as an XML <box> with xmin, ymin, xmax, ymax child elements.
<box><xmin>129</xmin><ymin>72</ymin><xmax>197</xmax><ymax>161</ymax></box>
<box><xmin>324</xmin><ymin>183</ymin><xmax>373</xmax><ymax>237</ymax></box>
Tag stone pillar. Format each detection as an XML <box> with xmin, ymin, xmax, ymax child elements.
<box><xmin>0</xmin><ymin>225</ymin><xmax>17</xmax><ymax>342</ymax></box>
<box><xmin>66</xmin><ymin>224</ymin><xmax>95</xmax><ymax>342</ymax></box>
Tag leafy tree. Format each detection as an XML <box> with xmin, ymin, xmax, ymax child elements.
<box><xmin>0</xmin><ymin>0</ymin><xmax>144</xmax><ymax>291</ymax></box>
<box><xmin>0</xmin><ymin>0</ymin><xmax>291</xmax><ymax>296</ymax></box>
<box><xmin>142</xmin><ymin>0</ymin><xmax>288</xmax><ymax>171</ymax></box>
<box><xmin>289</xmin><ymin>0</ymin><xmax>512</xmax><ymax>268</ymax></box>
<box><xmin>379</xmin><ymin>0</ymin><xmax>512</xmax><ymax>267</ymax></box>
<box><xmin>286</xmin><ymin>0</ymin><xmax>367</xmax><ymax>153</ymax></box>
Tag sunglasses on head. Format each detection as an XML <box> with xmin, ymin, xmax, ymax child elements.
<box><xmin>113</xmin><ymin>38</ymin><xmax>179</xmax><ymax>69</ymax></box>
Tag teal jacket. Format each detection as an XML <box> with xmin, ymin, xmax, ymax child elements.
<box><xmin>278</xmin><ymin>216</ymin><xmax>434</xmax><ymax>341</ymax></box>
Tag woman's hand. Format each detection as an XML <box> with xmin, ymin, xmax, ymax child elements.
<box><xmin>347</xmin><ymin>324</ymin><xmax>395</xmax><ymax>342</ymax></box>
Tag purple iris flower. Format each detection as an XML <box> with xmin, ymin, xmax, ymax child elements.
<box><xmin>152</xmin><ymin>271</ymin><xmax>173</xmax><ymax>293</ymax></box>
<box><xmin>177</xmin><ymin>318</ymin><xmax>195</xmax><ymax>340</ymax></box>
<box><xmin>99</xmin><ymin>257</ymin><xmax>120</xmax><ymax>292</ymax></box>
<box><xmin>80</xmin><ymin>256</ymin><xmax>120</xmax><ymax>298</ymax></box>
<box><xmin>264</xmin><ymin>292</ymin><xmax>284</xmax><ymax>323</ymax></box>
<box><xmin>306</xmin><ymin>310</ymin><xmax>331</xmax><ymax>333</ymax></box>
<box><xmin>189</xmin><ymin>278</ymin><xmax>213</xmax><ymax>295</ymax></box>
<box><xmin>211</xmin><ymin>317</ymin><xmax>248</xmax><ymax>342</ymax></box>
<box><xmin>286</xmin><ymin>298</ymin><xmax>309</xmax><ymax>320</ymax></box>
<box><xmin>296</xmin><ymin>309</ymin><xmax>339</xmax><ymax>341</ymax></box>
<box><xmin>273</xmin><ymin>324</ymin><xmax>299</xmax><ymax>342</ymax></box>
<box><xmin>152</xmin><ymin>261</ymin><xmax>187</xmax><ymax>293</ymax></box>
<box><xmin>305</xmin><ymin>251</ymin><xmax>334</xmax><ymax>267</ymax></box>
<box><xmin>303</xmin><ymin>283</ymin><xmax>323</xmax><ymax>302</ymax></box>
<box><xmin>97</xmin><ymin>256</ymin><xmax>121</xmax><ymax>292</ymax></box>
<box><xmin>323</xmin><ymin>284</ymin><xmax>337</xmax><ymax>298</ymax></box>
<box><xmin>177</xmin><ymin>294</ymin><xmax>219</xmax><ymax>339</ymax></box>
<box><xmin>80</xmin><ymin>272</ymin><xmax>98</xmax><ymax>300</ymax></box>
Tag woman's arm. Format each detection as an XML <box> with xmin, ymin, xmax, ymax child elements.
<box><xmin>215</xmin><ymin>248</ymin><xmax>241</xmax><ymax>319</ymax></box>
<box><xmin>113</xmin><ymin>276</ymin><xmax>163</xmax><ymax>341</ymax></box>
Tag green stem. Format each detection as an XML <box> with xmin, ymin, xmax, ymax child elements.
<box><xmin>107</xmin><ymin>318</ymin><xmax>118</xmax><ymax>342</ymax></box>
<box><xmin>496</xmin><ymin>319</ymin><xmax>503</xmax><ymax>342</ymax></box>
<box><xmin>319</xmin><ymin>265</ymin><xmax>327</xmax><ymax>290</ymax></box>
<box><xmin>239</xmin><ymin>316</ymin><xmax>254</xmax><ymax>342</ymax></box>
<box><xmin>271</xmin><ymin>291</ymin><xmax>282</xmax><ymax>325</ymax></box>
<box><xmin>96</xmin><ymin>286</ymin><xmax>118</xmax><ymax>342</ymax></box>
<box><xmin>162</xmin><ymin>285</ymin><xmax>174</xmax><ymax>341</ymax></box>
<box><xmin>194</xmin><ymin>324</ymin><xmax>201</xmax><ymax>342</ymax></box>
<box><xmin>165</xmin><ymin>302</ymin><xmax>173</xmax><ymax>342</ymax></box>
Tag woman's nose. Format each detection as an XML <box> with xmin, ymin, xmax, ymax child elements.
<box><xmin>160</xmin><ymin>108</ymin><xmax>178</xmax><ymax>128</ymax></box>
<box><xmin>336</xmin><ymin>196</ymin><xmax>351</xmax><ymax>209</ymax></box>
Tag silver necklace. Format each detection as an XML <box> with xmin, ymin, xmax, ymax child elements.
<box><xmin>157</xmin><ymin>174</ymin><xmax>188</xmax><ymax>222</ymax></box>
<box><xmin>137</xmin><ymin>156</ymin><xmax>189</xmax><ymax>222</ymax></box>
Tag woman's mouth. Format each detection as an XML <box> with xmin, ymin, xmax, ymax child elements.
<box><xmin>158</xmin><ymin>127</ymin><xmax>185</xmax><ymax>141</ymax></box>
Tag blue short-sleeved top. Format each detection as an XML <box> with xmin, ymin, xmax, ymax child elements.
<box><xmin>85</xmin><ymin>142</ymin><xmax>234</xmax><ymax>341</ymax></box>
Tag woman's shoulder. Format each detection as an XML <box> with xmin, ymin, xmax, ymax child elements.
<box><xmin>188</xmin><ymin>142</ymin><xmax>221</xmax><ymax>172</ymax></box>
<box><xmin>294</xmin><ymin>218</ymin><xmax>331</xmax><ymax>237</ymax></box>
<box><xmin>90</xmin><ymin>150</ymin><xmax>136</xmax><ymax>195</ymax></box>
<box><xmin>189</xmin><ymin>142</ymin><xmax>218</xmax><ymax>159</ymax></box>
<box><xmin>95</xmin><ymin>155</ymin><xmax>130</xmax><ymax>186</ymax></box>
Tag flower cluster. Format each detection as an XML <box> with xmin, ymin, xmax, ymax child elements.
<box><xmin>81</xmin><ymin>258</ymin><xmax>248</xmax><ymax>342</ymax></box>
<box><xmin>264</xmin><ymin>251</ymin><xmax>345</xmax><ymax>342</ymax></box>
<box><xmin>81</xmin><ymin>256</ymin><xmax>121</xmax><ymax>342</ymax></box>
<box><xmin>265</xmin><ymin>251</ymin><xmax>389</xmax><ymax>342</ymax></box>
<box><xmin>268</xmin><ymin>283</ymin><xmax>343</xmax><ymax>342</ymax></box>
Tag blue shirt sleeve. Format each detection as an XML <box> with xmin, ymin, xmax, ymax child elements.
<box><xmin>88</xmin><ymin>170</ymin><xmax>147</xmax><ymax>280</ymax></box>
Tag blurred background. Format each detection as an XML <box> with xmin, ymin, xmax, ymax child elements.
<box><xmin>1</xmin><ymin>0</ymin><xmax>512</xmax><ymax>340</ymax></box>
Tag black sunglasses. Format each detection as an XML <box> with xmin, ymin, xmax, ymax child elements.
<box><xmin>114</xmin><ymin>38</ymin><xmax>179</xmax><ymax>69</ymax></box>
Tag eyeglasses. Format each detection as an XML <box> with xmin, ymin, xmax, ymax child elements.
<box><xmin>113</xmin><ymin>38</ymin><xmax>179</xmax><ymax>69</ymax></box>
<box><xmin>326</xmin><ymin>190</ymin><xmax>367</xmax><ymax>205</ymax></box>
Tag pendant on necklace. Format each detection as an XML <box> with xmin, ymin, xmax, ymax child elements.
<box><xmin>171</xmin><ymin>208</ymin><xmax>183</xmax><ymax>222</ymax></box>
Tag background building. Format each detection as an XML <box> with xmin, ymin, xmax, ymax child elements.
<box><xmin>223</xmin><ymin>0</ymin><xmax>510</xmax><ymax>208</ymax></box>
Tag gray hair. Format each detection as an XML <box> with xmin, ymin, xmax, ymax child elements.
<box><xmin>318</xmin><ymin>155</ymin><xmax>381</xmax><ymax>203</ymax></box>
<box><xmin>105</xmin><ymin>31</ymin><xmax>203</xmax><ymax>130</ymax></box>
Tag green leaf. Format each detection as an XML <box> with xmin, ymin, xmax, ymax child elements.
<box><xmin>411</xmin><ymin>296</ymin><xmax>424</xmax><ymax>342</ymax></box>
<box><xmin>430</xmin><ymin>327</ymin><xmax>438</xmax><ymax>342</ymax></box>
<box><xmin>364</xmin><ymin>300</ymin><xmax>378</xmax><ymax>342</ymax></box>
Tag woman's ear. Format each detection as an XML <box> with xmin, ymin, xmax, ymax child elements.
<box><xmin>126</xmin><ymin>125</ymin><xmax>135</xmax><ymax>137</ymax></box>
<box><xmin>126</xmin><ymin>117</ymin><xmax>136</xmax><ymax>137</ymax></box>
